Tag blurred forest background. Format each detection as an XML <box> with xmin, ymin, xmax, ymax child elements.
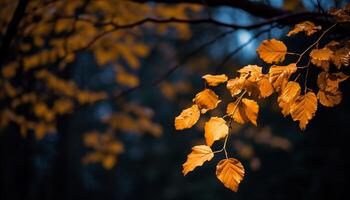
<box><xmin>0</xmin><ymin>0</ymin><xmax>349</xmax><ymax>200</ymax></box>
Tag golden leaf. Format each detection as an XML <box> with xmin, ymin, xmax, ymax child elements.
<box><xmin>238</xmin><ymin>65</ymin><xmax>262</xmax><ymax>80</ymax></box>
<box><xmin>182</xmin><ymin>145</ymin><xmax>214</xmax><ymax>175</ymax></box>
<box><xmin>226</xmin><ymin>77</ymin><xmax>245</xmax><ymax>97</ymax></box>
<box><xmin>278</xmin><ymin>98</ymin><xmax>294</xmax><ymax>116</ymax></box>
<box><xmin>269</xmin><ymin>63</ymin><xmax>297</xmax><ymax>92</ymax></box>
<box><xmin>202</xmin><ymin>74</ymin><xmax>228</xmax><ymax>86</ymax></box>
<box><xmin>310</xmin><ymin>48</ymin><xmax>333</xmax><ymax>71</ymax></box>
<box><xmin>317</xmin><ymin>90</ymin><xmax>342</xmax><ymax>107</ymax></box>
<box><xmin>216</xmin><ymin>158</ymin><xmax>245</xmax><ymax>192</ymax></box>
<box><xmin>193</xmin><ymin>89</ymin><xmax>221</xmax><ymax>114</ymax></box>
<box><xmin>317</xmin><ymin>71</ymin><xmax>348</xmax><ymax>92</ymax></box>
<box><xmin>256</xmin><ymin>75</ymin><xmax>274</xmax><ymax>98</ymax></box>
<box><xmin>174</xmin><ymin>104</ymin><xmax>200</xmax><ymax>130</ymax></box>
<box><xmin>204</xmin><ymin>117</ymin><xmax>228</xmax><ymax>146</ymax></box>
<box><xmin>290</xmin><ymin>91</ymin><xmax>317</xmax><ymax>130</ymax></box>
<box><xmin>279</xmin><ymin>81</ymin><xmax>301</xmax><ymax>103</ymax></box>
<box><xmin>256</xmin><ymin>39</ymin><xmax>287</xmax><ymax>64</ymax></box>
<box><xmin>287</xmin><ymin>21</ymin><xmax>321</xmax><ymax>36</ymax></box>
<box><xmin>227</xmin><ymin>98</ymin><xmax>259</xmax><ymax>126</ymax></box>
<box><xmin>332</xmin><ymin>47</ymin><xmax>350</xmax><ymax>69</ymax></box>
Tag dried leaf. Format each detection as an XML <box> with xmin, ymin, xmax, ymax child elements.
<box><xmin>216</xmin><ymin>158</ymin><xmax>245</xmax><ymax>192</ymax></box>
<box><xmin>317</xmin><ymin>89</ymin><xmax>342</xmax><ymax>107</ymax></box>
<box><xmin>226</xmin><ymin>77</ymin><xmax>245</xmax><ymax>97</ymax></box>
<box><xmin>317</xmin><ymin>71</ymin><xmax>349</xmax><ymax>92</ymax></box>
<box><xmin>269</xmin><ymin>63</ymin><xmax>297</xmax><ymax>92</ymax></box>
<box><xmin>257</xmin><ymin>75</ymin><xmax>274</xmax><ymax>98</ymax></box>
<box><xmin>238</xmin><ymin>65</ymin><xmax>262</xmax><ymax>80</ymax></box>
<box><xmin>175</xmin><ymin>105</ymin><xmax>200</xmax><ymax>130</ymax></box>
<box><xmin>193</xmin><ymin>89</ymin><xmax>221</xmax><ymax>114</ymax></box>
<box><xmin>279</xmin><ymin>81</ymin><xmax>301</xmax><ymax>103</ymax></box>
<box><xmin>182</xmin><ymin>145</ymin><xmax>214</xmax><ymax>175</ymax></box>
<box><xmin>227</xmin><ymin>98</ymin><xmax>259</xmax><ymax>126</ymax></box>
<box><xmin>287</xmin><ymin>21</ymin><xmax>321</xmax><ymax>36</ymax></box>
<box><xmin>256</xmin><ymin>39</ymin><xmax>287</xmax><ymax>64</ymax></box>
<box><xmin>310</xmin><ymin>48</ymin><xmax>333</xmax><ymax>71</ymax></box>
<box><xmin>332</xmin><ymin>47</ymin><xmax>350</xmax><ymax>69</ymax></box>
<box><xmin>204</xmin><ymin>117</ymin><xmax>228</xmax><ymax>146</ymax></box>
<box><xmin>290</xmin><ymin>91</ymin><xmax>317</xmax><ymax>130</ymax></box>
<box><xmin>202</xmin><ymin>74</ymin><xmax>228</xmax><ymax>86</ymax></box>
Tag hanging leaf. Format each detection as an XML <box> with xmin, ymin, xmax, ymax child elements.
<box><xmin>227</xmin><ymin>98</ymin><xmax>259</xmax><ymax>126</ymax></box>
<box><xmin>193</xmin><ymin>89</ymin><xmax>221</xmax><ymax>114</ymax></box>
<box><xmin>182</xmin><ymin>145</ymin><xmax>214</xmax><ymax>175</ymax></box>
<box><xmin>256</xmin><ymin>75</ymin><xmax>274</xmax><ymax>98</ymax></box>
<box><xmin>278</xmin><ymin>81</ymin><xmax>301</xmax><ymax>116</ymax></box>
<box><xmin>287</xmin><ymin>21</ymin><xmax>321</xmax><ymax>36</ymax></box>
<box><xmin>332</xmin><ymin>47</ymin><xmax>350</xmax><ymax>69</ymax></box>
<box><xmin>269</xmin><ymin>63</ymin><xmax>297</xmax><ymax>92</ymax></box>
<box><xmin>238</xmin><ymin>65</ymin><xmax>262</xmax><ymax>81</ymax></box>
<box><xmin>227</xmin><ymin>77</ymin><xmax>245</xmax><ymax>97</ymax></box>
<box><xmin>175</xmin><ymin>105</ymin><xmax>200</xmax><ymax>130</ymax></box>
<box><xmin>317</xmin><ymin>71</ymin><xmax>349</xmax><ymax>92</ymax></box>
<box><xmin>290</xmin><ymin>91</ymin><xmax>318</xmax><ymax>130</ymax></box>
<box><xmin>216</xmin><ymin>158</ymin><xmax>245</xmax><ymax>192</ymax></box>
<box><xmin>256</xmin><ymin>39</ymin><xmax>287</xmax><ymax>64</ymax></box>
<box><xmin>204</xmin><ymin>117</ymin><xmax>228</xmax><ymax>146</ymax></box>
<box><xmin>202</xmin><ymin>74</ymin><xmax>228</xmax><ymax>86</ymax></box>
<box><xmin>317</xmin><ymin>90</ymin><xmax>342</xmax><ymax>107</ymax></box>
<box><xmin>310</xmin><ymin>48</ymin><xmax>333</xmax><ymax>71</ymax></box>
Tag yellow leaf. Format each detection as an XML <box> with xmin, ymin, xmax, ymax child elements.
<box><xmin>256</xmin><ymin>39</ymin><xmax>287</xmax><ymax>64</ymax></box>
<box><xmin>279</xmin><ymin>81</ymin><xmax>301</xmax><ymax>103</ymax></box>
<box><xmin>256</xmin><ymin>75</ymin><xmax>274</xmax><ymax>98</ymax></box>
<box><xmin>310</xmin><ymin>48</ymin><xmax>333</xmax><ymax>71</ymax></box>
<box><xmin>193</xmin><ymin>89</ymin><xmax>221</xmax><ymax>114</ymax></box>
<box><xmin>202</xmin><ymin>74</ymin><xmax>228</xmax><ymax>86</ymax></box>
<box><xmin>227</xmin><ymin>98</ymin><xmax>259</xmax><ymax>126</ymax></box>
<box><xmin>269</xmin><ymin>63</ymin><xmax>297</xmax><ymax>92</ymax></box>
<box><xmin>204</xmin><ymin>117</ymin><xmax>228</xmax><ymax>146</ymax></box>
<box><xmin>290</xmin><ymin>91</ymin><xmax>317</xmax><ymax>130</ymax></box>
<box><xmin>317</xmin><ymin>71</ymin><xmax>348</xmax><ymax>92</ymax></box>
<box><xmin>174</xmin><ymin>105</ymin><xmax>200</xmax><ymax>130</ymax></box>
<box><xmin>238</xmin><ymin>65</ymin><xmax>262</xmax><ymax>80</ymax></box>
<box><xmin>287</xmin><ymin>21</ymin><xmax>321</xmax><ymax>36</ymax></box>
<box><xmin>226</xmin><ymin>77</ymin><xmax>245</xmax><ymax>97</ymax></box>
<box><xmin>216</xmin><ymin>158</ymin><xmax>245</xmax><ymax>192</ymax></box>
<box><xmin>317</xmin><ymin>89</ymin><xmax>342</xmax><ymax>107</ymax></box>
<box><xmin>332</xmin><ymin>47</ymin><xmax>350</xmax><ymax>69</ymax></box>
<box><xmin>182</xmin><ymin>145</ymin><xmax>214</xmax><ymax>175</ymax></box>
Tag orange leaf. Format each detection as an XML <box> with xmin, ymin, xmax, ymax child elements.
<box><xmin>332</xmin><ymin>47</ymin><xmax>350</xmax><ymax>69</ymax></box>
<box><xmin>269</xmin><ymin>63</ymin><xmax>297</xmax><ymax>92</ymax></box>
<box><xmin>193</xmin><ymin>89</ymin><xmax>221</xmax><ymax>114</ymax></box>
<box><xmin>227</xmin><ymin>98</ymin><xmax>259</xmax><ymax>126</ymax></box>
<box><xmin>256</xmin><ymin>39</ymin><xmax>287</xmax><ymax>64</ymax></box>
<box><xmin>174</xmin><ymin>105</ymin><xmax>200</xmax><ymax>130</ymax></box>
<box><xmin>287</xmin><ymin>21</ymin><xmax>321</xmax><ymax>36</ymax></box>
<box><xmin>204</xmin><ymin>117</ymin><xmax>228</xmax><ymax>146</ymax></box>
<box><xmin>310</xmin><ymin>48</ymin><xmax>333</xmax><ymax>71</ymax></box>
<box><xmin>317</xmin><ymin>89</ymin><xmax>342</xmax><ymax>107</ymax></box>
<box><xmin>216</xmin><ymin>158</ymin><xmax>245</xmax><ymax>192</ymax></box>
<box><xmin>182</xmin><ymin>145</ymin><xmax>214</xmax><ymax>175</ymax></box>
<box><xmin>278</xmin><ymin>81</ymin><xmax>301</xmax><ymax>116</ymax></box>
<box><xmin>226</xmin><ymin>77</ymin><xmax>245</xmax><ymax>97</ymax></box>
<box><xmin>290</xmin><ymin>91</ymin><xmax>317</xmax><ymax>130</ymax></box>
<box><xmin>202</xmin><ymin>74</ymin><xmax>228</xmax><ymax>86</ymax></box>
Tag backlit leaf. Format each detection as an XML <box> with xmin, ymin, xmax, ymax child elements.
<box><xmin>290</xmin><ymin>91</ymin><xmax>317</xmax><ymax>130</ymax></box>
<box><xmin>175</xmin><ymin>105</ymin><xmax>200</xmax><ymax>130</ymax></box>
<box><xmin>216</xmin><ymin>158</ymin><xmax>245</xmax><ymax>192</ymax></box>
<box><xmin>202</xmin><ymin>74</ymin><xmax>228</xmax><ymax>86</ymax></box>
<box><xmin>226</xmin><ymin>77</ymin><xmax>245</xmax><ymax>97</ymax></box>
<box><xmin>287</xmin><ymin>21</ymin><xmax>321</xmax><ymax>36</ymax></box>
<box><xmin>204</xmin><ymin>117</ymin><xmax>228</xmax><ymax>146</ymax></box>
<box><xmin>193</xmin><ymin>89</ymin><xmax>221</xmax><ymax>114</ymax></box>
<box><xmin>182</xmin><ymin>145</ymin><xmax>214</xmax><ymax>175</ymax></box>
<box><xmin>227</xmin><ymin>98</ymin><xmax>259</xmax><ymax>126</ymax></box>
<box><xmin>310</xmin><ymin>48</ymin><xmax>333</xmax><ymax>71</ymax></box>
<box><xmin>269</xmin><ymin>63</ymin><xmax>297</xmax><ymax>92</ymax></box>
<box><xmin>317</xmin><ymin>89</ymin><xmax>342</xmax><ymax>107</ymax></box>
<box><xmin>256</xmin><ymin>39</ymin><xmax>287</xmax><ymax>64</ymax></box>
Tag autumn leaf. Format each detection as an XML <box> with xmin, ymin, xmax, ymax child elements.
<box><xmin>317</xmin><ymin>71</ymin><xmax>348</xmax><ymax>92</ymax></box>
<box><xmin>332</xmin><ymin>47</ymin><xmax>350</xmax><ymax>69</ymax></box>
<box><xmin>227</xmin><ymin>98</ymin><xmax>259</xmax><ymax>126</ymax></box>
<box><xmin>202</xmin><ymin>74</ymin><xmax>228</xmax><ymax>86</ymax></box>
<box><xmin>279</xmin><ymin>81</ymin><xmax>301</xmax><ymax>103</ymax></box>
<box><xmin>256</xmin><ymin>39</ymin><xmax>287</xmax><ymax>64</ymax></box>
<box><xmin>216</xmin><ymin>158</ymin><xmax>245</xmax><ymax>192</ymax></box>
<box><xmin>175</xmin><ymin>104</ymin><xmax>200</xmax><ymax>130</ymax></box>
<box><xmin>256</xmin><ymin>75</ymin><xmax>274</xmax><ymax>98</ymax></box>
<box><xmin>310</xmin><ymin>48</ymin><xmax>333</xmax><ymax>71</ymax></box>
<box><xmin>238</xmin><ymin>65</ymin><xmax>262</xmax><ymax>80</ymax></box>
<box><xmin>193</xmin><ymin>89</ymin><xmax>221</xmax><ymax>114</ymax></box>
<box><xmin>182</xmin><ymin>145</ymin><xmax>214</xmax><ymax>175</ymax></box>
<box><xmin>287</xmin><ymin>21</ymin><xmax>321</xmax><ymax>36</ymax></box>
<box><xmin>204</xmin><ymin>117</ymin><xmax>228</xmax><ymax>146</ymax></box>
<box><xmin>290</xmin><ymin>91</ymin><xmax>318</xmax><ymax>130</ymax></box>
<box><xmin>269</xmin><ymin>63</ymin><xmax>297</xmax><ymax>92</ymax></box>
<box><xmin>227</xmin><ymin>77</ymin><xmax>245</xmax><ymax>97</ymax></box>
<box><xmin>317</xmin><ymin>89</ymin><xmax>342</xmax><ymax>107</ymax></box>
